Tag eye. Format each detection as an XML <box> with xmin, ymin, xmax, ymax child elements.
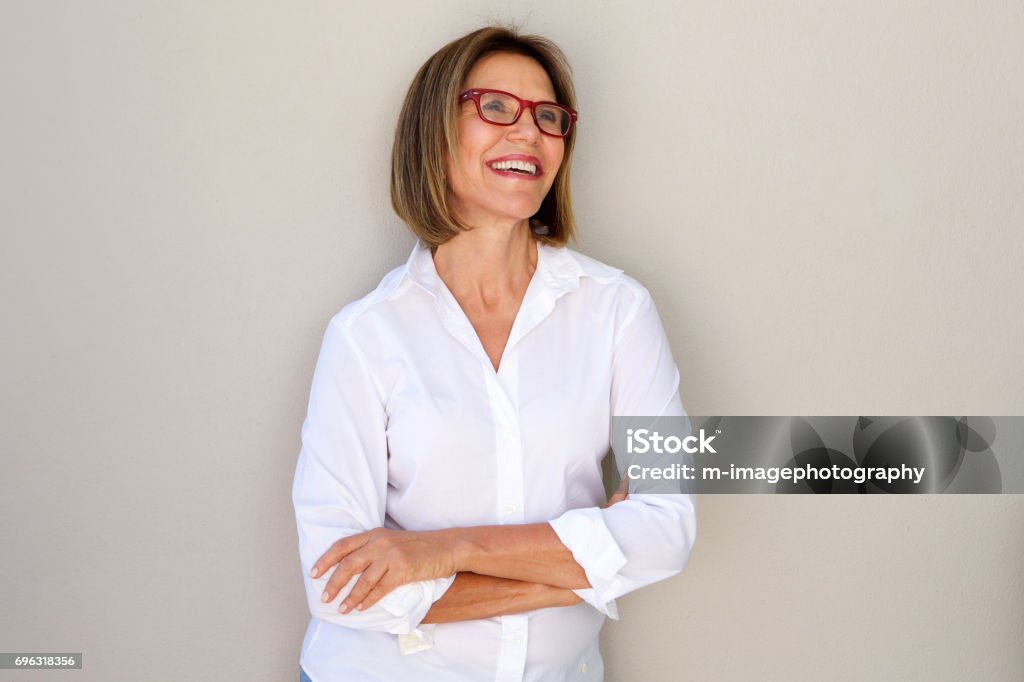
<box><xmin>482</xmin><ymin>100</ymin><xmax>507</xmax><ymax>113</ymax></box>
<box><xmin>475</xmin><ymin>94</ymin><xmax>516</xmax><ymax>116</ymax></box>
<box><xmin>538</xmin><ymin>108</ymin><xmax>559</xmax><ymax>123</ymax></box>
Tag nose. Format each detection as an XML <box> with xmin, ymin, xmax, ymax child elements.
<box><xmin>507</xmin><ymin>105</ymin><xmax>543</xmax><ymax>143</ymax></box>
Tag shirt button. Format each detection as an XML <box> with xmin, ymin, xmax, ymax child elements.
<box><xmin>511</xmin><ymin>634</ymin><xmax>523</xmax><ymax>645</ymax></box>
<box><xmin>504</xmin><ymin>504</ymin><xmax>517</xmax><ymax>515</ymax></box>
<box><xmin>580</xmin><ymin>662</ymin><xmax>588</xmax><ymax>673</ymax></box>
<box><xmin>504</xmin><ymin>429</ymin><xmax>513</xmax><ymax>439</ymax></box>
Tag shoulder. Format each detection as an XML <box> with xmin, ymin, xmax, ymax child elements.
<box><xmin>546</xmin><ymin>244</ymin><xmax>655</xmax><ymax>319</ymax></box>
<box><xmin>323</xmin><ymin>261</ymin><xmax>414</xmax><ymax>342</ymax></box>
<box><xmin>552</xmin><ymin>244</ymin><xmax>650</xmax><ymax>291</ymax></box>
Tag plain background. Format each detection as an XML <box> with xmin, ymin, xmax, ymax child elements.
<box><xmin>2</xmin><ymin>1</ymin><xmax>1023</xmax><ymax>680</ymax></box>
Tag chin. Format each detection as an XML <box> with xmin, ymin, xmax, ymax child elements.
<box><xmin>500</xmin><ymin>198</ymin><xmax>546</xmax><ymax>223</ymax></box>
<box><xmin>455</xmin><ymin>194</ymin><xmax>546</xmax><ymax>227</ymax></box>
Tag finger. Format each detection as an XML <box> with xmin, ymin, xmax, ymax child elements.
<box><xmin>606</xmin><ymin>489</ymin><xmax>629</xmax><ymax>507</ymax></box>
<box><xmin>356</xmin><ymin>572</ymin><xmax>395</xmax><ymax>611</ymax></box>
<box><xmin>311</xmin><ymin>534</ymin><xmax>370</xmax><ymax>579</ymax></box>
<box><xmin>311</xmin><ymin>538</ymin><xmax>353</xmax><ymax>579</ymax></box>
<box><xmin>342</xmin><ymin>564</ymin><xmax>387</xmax><ymax>614</ymax></box>
<box><xmin>605</xmin><ymin>479</ymin><xmax>629</xmax><ymax>507</ymax></box>
<box><xmin>322</xmin><ymin>556</ymin><xmax>369</xmax><ymax>604</ymax></box>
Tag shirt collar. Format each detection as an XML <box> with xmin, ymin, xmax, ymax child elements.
<box><xmin>404</xmin><ymin>238</ymin><xmax>585</xmax><ymax>299</ymax></box>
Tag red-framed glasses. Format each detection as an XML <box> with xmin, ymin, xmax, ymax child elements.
<box><xmin>459</xmin><ymin>89</ymin><xmax>578</xmax><ymax>138</ymax></box>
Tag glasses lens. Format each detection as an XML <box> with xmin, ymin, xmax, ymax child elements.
<box><xmin>477</xmin><ymin>92</ymin><xmax>519</xmax><ymax>124</ymax></box>
<box><xmin>535</xmin><ymin>104</ymin><xmax>571</xmax><ymax>136</ymax></box>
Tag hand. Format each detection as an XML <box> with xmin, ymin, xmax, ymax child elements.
<box><xmin>552</xmin><ymin>584</ymin><xmax>584</xmax><ymax>607</ymax></box>
<box><xmin>606</xmin><ymin>478</ymin><xmax>629</xmax><ymax>507</ymax></box>
<box><xmin>310</xmin><ymin>528</ymin><xmax>457</xmax><ymax>614</ymax></box>
<box><xmin>529</xmin><ymin>580</ymin><xmax>584</xmax><ymax>609</ymax></box>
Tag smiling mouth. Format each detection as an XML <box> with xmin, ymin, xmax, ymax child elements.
<box><xmin>488</xmin><ymin>159</ymin><xmax>539</xmax><ymax>176</ymax></box>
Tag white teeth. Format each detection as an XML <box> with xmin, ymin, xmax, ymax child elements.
<box><xmin>489</xmin><ymin>159</ymin><xmax>538</xmax><ymax>175</ymax></box>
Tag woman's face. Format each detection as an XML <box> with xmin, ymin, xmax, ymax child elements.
<box><xmin>447</xmin><ymin>52</ymin><xmax>565</xmax><ymax>230</ymax></box>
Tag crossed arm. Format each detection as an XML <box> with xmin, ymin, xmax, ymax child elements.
<box><xmin>298</xmin><ymin>292</ymin><xmax>689</xmax><ymax>629</ymax></box>
<box><xmin>309</xmin><ymin>483</ymin><xmax>630</xmax><ymax>623</ymax></box>
<box><xmin>421</xmin><ymin>572</ymin><xmax>580</xmax><ymax>624</ymax></box>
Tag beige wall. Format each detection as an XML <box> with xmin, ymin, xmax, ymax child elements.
<box><xmin>2</xmin><ymin>1</ymin><xmax>1022</xmax><ymax>680</ymax></box>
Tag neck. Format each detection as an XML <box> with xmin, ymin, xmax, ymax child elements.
<box><xmin>433</xmin><ymin>222</ymin><xmax>538</xmax><ymax>308</ymax></box>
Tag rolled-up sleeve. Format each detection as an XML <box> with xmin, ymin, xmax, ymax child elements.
<box><xmin>292</xmin><ymin>315</ymin><xmax>454</xmax><ymax>641</ymax></box>
<box><xmin>549</xmin><ymin>284</ymin><xmax>697</xmax><ymax>618</ymax></box>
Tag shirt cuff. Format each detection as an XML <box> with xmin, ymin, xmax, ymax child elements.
<box><xmin>379</xmin><ymin>575</ymin><xmax>456</xmax><ymax>654</ymax></box>
<box><xmin>548</xmin><ymin>507</ymin><xmax>627</xmax><ymax>619</ymax></box>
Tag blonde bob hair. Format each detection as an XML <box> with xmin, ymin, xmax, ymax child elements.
<box><xmin>390</xmin><ymin>26</ymin><xmax>577</xmax><ymax>248</ymax></box>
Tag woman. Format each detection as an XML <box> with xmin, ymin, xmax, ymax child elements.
<box><xmin>292</xmin><ymin>26</ymin><xmax>696</xmax><ymax>681</ymax></box>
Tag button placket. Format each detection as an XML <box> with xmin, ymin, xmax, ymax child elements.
<box><xmin>488</xmin><ymin>348</ymin><xmax>524</xmax><ymax>526</ymax></box>
<box><xmin>495</xmin><ymin>613</ymin><xmax>529</xmax><ymax>682</ymax></box>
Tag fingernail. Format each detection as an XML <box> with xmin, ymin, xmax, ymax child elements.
<box><xmin>339</xmin><ymin>603</ymin><xmax>350</xmax><ymax>614</ymax></box>
<box><xmin>356</xmin><ymin>602</ymin><xmax>365</xmax><ymax>611</ymax></box>
<box><xmin>310</xmin><ymin>567</ymin><xmax>318</xmax><ymax>578</ymax></box>
<box><xmin>321</xmin><ymin>592</ymin><xmax>330</xmax><ymax>603</ymax></box>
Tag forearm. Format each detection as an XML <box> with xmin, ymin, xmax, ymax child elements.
<box><xmin>448</xmin><ymin>522</ymin><xmax>591</xmax><ymax>590</ymax></box>
<box><xmin>421</xmin><ymin>572</ymin><xmax>579</xmax><ymax>624</ymax></box>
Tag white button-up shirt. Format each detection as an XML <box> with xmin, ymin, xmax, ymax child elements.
<box><xmin>293</xmin><ymin>240</ymin><xmax>696</xmax><ymax>681</ymax></box>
